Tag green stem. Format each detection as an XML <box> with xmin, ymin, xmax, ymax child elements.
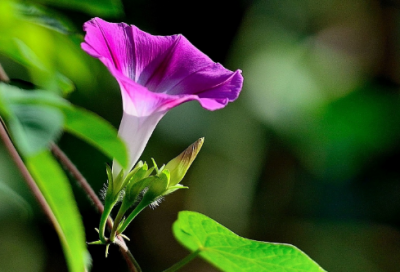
<box><xmin>162</xmin><ymin>249</ymin><xmax>201</xmax><ymax>272</ymax></box>
<box><xmin>98</xmin><ymin>198</ymin><xmax>116</xmax><ymax>243</ymax></box>
<box><xmin>117</xmin><ymin>200</ymin><xmax>148</xmax><ymax>235</ymax></box>
<box><xmin>109</xmin><ymin>200</ymin><xmax>130</xmax><ymax>242</ymax></box>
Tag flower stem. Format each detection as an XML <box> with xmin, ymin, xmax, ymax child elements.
<box><xmin>117</xmin><ymin>199</ymin><xmax>148</xmax><ymax>235</ymax></box>
<box><xmin>51</xmin><ymin>144</ymin><xmax>141</xmax><ymax>272</ymax></box>
<box><xmin>98</xmin><ymin>198</ymin><xmax>117</xmax><ymax>243</ymax></box>
<box><xmin>162</xmin><ymin>249</ymin><xmax>201</xmax><ymax>272</ymax></box>
<box><xmin>109</xmin><ymin>200</ymin><xmax>130</xmax><ymax>242</ymax></box>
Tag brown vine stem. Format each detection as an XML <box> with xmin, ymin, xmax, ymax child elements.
<box><xmin>50</xmin><ymin>143</ymin><xmax>114</xmax><ymax>229</ymax></box>
<box><xmin>115</xmin><ymin>237</ymin><xmax>142</xmax><ymax>272</ymax></box>
<box><xmin>0</xmin><ymin>119</ymin><xmax>65</xmax><ymax>240</ymax></box>
<box><xmin>50</xmin><ymin>143</ymin><xmax>140</xmax><ymax>272</ymax></box>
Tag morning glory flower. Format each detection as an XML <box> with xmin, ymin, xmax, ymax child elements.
<box><xmin>81</xmin><ymin>17</ymin><xmax>243</xmax><ymax>176</ymax></box>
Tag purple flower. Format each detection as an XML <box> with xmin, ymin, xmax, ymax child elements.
<box><xmin>81</xmin><ymin>18</ymin><xmax>243</xmax><ymax>175</ymax></box>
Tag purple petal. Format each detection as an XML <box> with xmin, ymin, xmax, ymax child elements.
<box><xmin>82</xmin><ymin>18</ymin><xmax>243</xmax><ymax>113</ymax></box>
<box><xmin>81</xmin><ymin>18</ymin><xmax>243</xmax><ymax>172</ymax></box>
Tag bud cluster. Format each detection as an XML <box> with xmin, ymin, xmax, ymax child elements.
<box><xmin>92</xmin><ymin>138</ymin><xmax>204</xmax><ymax>252</ymax></box>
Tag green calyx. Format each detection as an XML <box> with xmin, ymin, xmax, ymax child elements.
<box><xmin>105</xmin><ymin>164</ymin><xmax>125</xmax><ymax>201</ymax></box>
<box><xmin>95</xmin><ymin>139</ymin><xmax>204</xmax><ymax>252</ymax></box>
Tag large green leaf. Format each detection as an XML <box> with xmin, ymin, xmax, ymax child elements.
<box><xmin>61</xmin><ymin>106</ymin><xmax>128</xmax><ymax>169</ymax></box>
<box><xmin>173</xmin><ymin>211</ymin><xmax>326</xmax><ymax>272</ymax></box>
<box><xmin>26</xmin><ymin>151</ymin><xmax>88</xmax><ymax>272</ymax></box>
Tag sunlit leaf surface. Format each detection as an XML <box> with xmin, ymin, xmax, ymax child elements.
<box><xmin>26</xmin><ymin>151</ymin><xmax>87</xmax><ymax>272</ymax></box>
<box><xmin>173</xmin><ymin>211</ymin><xmax>326</xmax><ymax>272</ymax></box>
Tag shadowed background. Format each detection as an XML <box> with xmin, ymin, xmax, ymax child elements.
<box><xmin>1</xmin><ymin>0</ymin><xmax>400</xmax><ymax>271</ymax></box>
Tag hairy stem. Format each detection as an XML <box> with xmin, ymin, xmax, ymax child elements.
<box><xmin>162</xmin><ymin>249</ymin><xmax>201</xmax><ymax>272</ymax></box>
<box><xmin>98</xmin><ymin>198</ymin><xmax>116</xmax><ymax>243</ymax></box>
<box><xmin>109</xmin><ymin>200</ymin><xmax>130</xmax><ymax>242</ymax></box>
<box><xmin>117</xmin><ymin>199</ymin><xmax>148</xmax><ymax>235</ymax></box>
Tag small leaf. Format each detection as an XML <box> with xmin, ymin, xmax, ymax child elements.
<box><xmin>173</xmin><ymin>211</ymin><xmax>326</xmax><ymax>272</ymax></box>
<box><xmin>26</xmin><ymin>151</ymin><xmax>87</xmax><ymax>272</ymax></box>
<box><xmin>61</xmin><ymin>106</ymin><xmax>128</xmax><ymax>169</ymax></box>
<box><xmin>162</xmin><ymin>184</ymin><xmax>188</xmax><ymax>196</ymax></box>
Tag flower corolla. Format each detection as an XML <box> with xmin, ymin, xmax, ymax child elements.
<box><xmin>81</xmin><ymin>18</ymin><xmax>243</xmax><ymax>176</ymax></box>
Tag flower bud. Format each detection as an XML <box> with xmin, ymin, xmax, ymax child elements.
<box><xmin>164</xmin><ymin>138</ymin><xmax>204</xmax><ymax>186</ymax></box>
<box><xmin>124</xmin><ymin>163</ymin><xmax>151</xmax><ymax>204</ymax></box>
<box><xmin>141</xmin><ymin>170</ymin><xmax>170</xmax><ymax>207</ymax></box>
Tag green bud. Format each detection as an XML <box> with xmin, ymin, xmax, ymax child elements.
<box><xmin>122</xmin><ymin>163</ymin><xmax>151</xmax><ymax>203</ymax></box>
<box><xmin>105</xmin><ymin>164</ymin><xmax>124</xmax><ymax>200</ymax></box>
<box><xmin>141</xmin><ymin>170</ymin><xmax>170</xmax><ymax>207</ymax></box>
<box><xmin>125</xmin><ymin>176</ymin><xmax>152</xmax><ymax>204</ymax></box>
<box><xmin>164</xmin><ymin>138</ymin><xmax>204</xmax><ymax>186</ymax></box>
<box><xmin>123</xmin><ymin>161</ymin><xmax>144</xmax><ymax>187</ymax></box>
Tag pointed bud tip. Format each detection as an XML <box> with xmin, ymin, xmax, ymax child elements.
<box><xmin>165</xmin><ymin>137</ymin><xmax>205</xmax><ymax>186</ymax></box>
<box><xmin>181</xmin><ymin>137</ymin><xmax>204</xmax><ymax>163</ymax></box>
<box><xmin>196</xmin><ymin>137</ymin><xmax>204</xmax><ymax>150</ymax></box>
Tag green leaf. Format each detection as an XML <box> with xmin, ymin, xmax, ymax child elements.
<box><xmin>173</xmin><ymin>211</ymin><xmax>326</xmax><ymax>272</ymax></box>
<box><xmin>1</xmin><ymin>83</ymin><xmax>128</xmax><ymax>167</ymax></box>
<box><xmin>162</xmin><ymin>184</ymin><xmax>188</xmax><ymax>196</ymax></box>
<box><xmin>61</xmin><ymin>106</ymin><xmax>128</xmax><ymax>169</ymax></box>
<box><xmin>0</xmin><ymin>84</ymin><xmax>65</xmax><ymax>156</ymax></box>
<box><xmin>0</xmin><ymin>37</ymin><xmax>75</xmax><ymax>94</ymax></box>
<box><xmin>1</xmin><ymin>84</ymin><xmax>70</xmax><ymax>108</ymax></box>
<box><xmin>31</xmin><ymin>0</ymin><xmax>124</xmax><ymax>17</ymax></box>
<box><xmin>26</xmin><ymin>151</ymin><xmax>87</xmax><ymax>272</ymax></box>
<box><xmin>7</xmin><ymin>104</ymin><xmax>63</xmax><ymax>156</ymax></box>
